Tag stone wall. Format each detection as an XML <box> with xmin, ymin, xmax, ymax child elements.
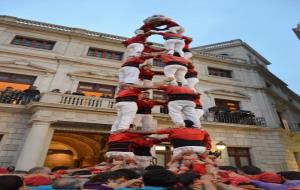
<box><xmin>0</xmin><ymin>106</ymin><xmax>30</xmax><ymax>166</ymax></box>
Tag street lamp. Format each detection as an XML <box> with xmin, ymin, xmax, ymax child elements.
<box><xmin>215</xmin><ymin>141</ymin><xmax>226</xmax><ymax>159</ymax></box>
<box><xmin>216</xmin><ymin>141</ymin><xmax>226</xmax><ymax>151</ymax></box>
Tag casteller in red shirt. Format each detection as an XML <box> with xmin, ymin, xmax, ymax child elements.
<box><xmin>122</xmin><ymin>55</ymin><xmax>153</xmax><ymax>68</ymax></box>
<box><xmin>115</xmin><ymin>87</ymin><xmax>142</xmax><ymax>102</ymax></box>
<box><xmin>136</xmin><ymin>98</ymin><xmax>165</xmax><ymax>114</ymax></box>
<box><xmin>157</xmin><ymin>85</ymin><xmax>195</xmax><ymax>102</ymax></box>
<box><xmin>139</xmin><ymin>66</ymin><xmax>164</xmax><ymax>80</ymax></box>
<box><xmin>156</xmin><ymin>54</ymin><xmax>190</xmax><ymax>67</ymax></box>
<box><xmin>156</xmin><ymin>128</ymin><xmax>212</xmax><ymax>150</ymax></box>
<box><xmin>182</xmin><ymin>36</ymin><xmax>193</xmax><ymax>51</ymax></box>
<box><xmin>122</xmin><ymin>33</ymin><xmax>152</xmax><ymax>47</ymax></box>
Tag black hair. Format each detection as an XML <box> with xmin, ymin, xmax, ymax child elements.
<box><xmin>108</xmin><ymin>170</ymin><xmax>129</xmax><ymax>180</ymax></box>
<box><xmin>0</xmin><ymin>175</ymin><xmax>24</xmax><ymax>190</ymax></box>
<box><xmin>173</xmin><ymin>52</ymin><xmax>181</xmax><ymax>57</ymax></box>
<box><xmin>184</xmin><ymin>120</ymin><xmax>194</xmax><ymax>128</ymax></box>
<box><xmin>115</xmin><ymin>168</ymin><xmax>141</xmax><ymax>179</ymax></box>
<box><xmin>239</xmin><ymin>166</ymin><xmax>262</xmax><ymax>175</ymax></box>
<box><xmin>278</xmin><ymin>171</ymin><xmax>300</xmax><ymax>180</ymax></box>
<box><xmin>145</xmin><ymin>165</ymin><xmax>165</xmax><ymax>171</ymax></box>
<box><xmin>178</xmin><ymin>172</ymin><xmax>200</xmax><ymax>187</ymax></box>
<box><xmin>7</xmin><ymin>166</ymin><xmax>15</xmax><ymax>172</ymax></box>
<box><xmin>219</xmin><ymin>166</ymin><xmax>238</xmax><ymax>173</ymax></box>
<box><xmin>89</xmin><ymin>171</ymin><xmax>113</xmax><ymax>183</ymax></box>
<box><xmin>143</xmin><ymin>169</ymin><xmax>178</xmax><ymax>187</ymax></box>
<box><xmin>71</xmin><ymin>169</ymin><xmax>92</xmax><ymax>176</ymax></box>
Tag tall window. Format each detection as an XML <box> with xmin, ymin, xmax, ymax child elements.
<box><xmin>0</xmin><ymin>134</ymin><xmax>3</xmax><ymax>143</ymax></box>
<box><xmin>208</xmin><ymin>67</ymin><xmax>232</xmax><ymax>78</ymax></box>
<box><xmin>11</xmin><ymin>36</ymin><xmax>55</xmax><ymax>50</ymax></box>
<box><xmin>155</xmin><ymin>144</ymin><xmax>172</xmax><ymax>167</ymax></box>
<box><xmin>153</xmin><ymin>59</ymin><xmax>165</xmax><ymax>67</ymax></box>
<box><xmin>227</xmin><ymin>147</ymin><xmax>252</xmax><ymax>167</ymax></box>
<box><xmin>0</xmin><ymin>72</ymin><xmax>36</xmax><ymax>91</ymax></box>
<box><xmin>215</xmin><ymin>98</ymin><xmax>240</xmax><ymax>111</ymax></box>
<box><xmin>276</xmin><ymin>111</ymin><xmax>285</xmax><ymax>129</ymax></box>
<box><xmin>77</xmin><ymin>82</ymin><xmax>116</xmax><ymax>98</ymax></box>
<box><xmin>87</xmin><ymin>48</ymin><xmax>123</xmax><ymax>61</ymax></box>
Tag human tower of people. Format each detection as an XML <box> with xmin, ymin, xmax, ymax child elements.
<box><xmin>106</xmin><ymin>15</ymin><xmax>213</xmax><ymax>173</ymax></box>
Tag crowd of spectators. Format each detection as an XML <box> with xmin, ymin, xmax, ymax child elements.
<box><xmin>0</xmin><ymin>164</ymin><xmax>300</xmax><ymax>190</ymax></box>
<box><xmin>0</xmin><ymin>86</ymin><xmax>40</xmax><ymax>105</ymax></box>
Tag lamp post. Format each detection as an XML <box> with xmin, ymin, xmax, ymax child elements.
<box><xmin>215</xmin><ymin>141</ymin><xmax>226</xmax><ymax>158</ymax></box>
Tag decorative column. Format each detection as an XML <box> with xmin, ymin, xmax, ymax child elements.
<box><xmin>15</xmin><ymin>121</ymin><xmax>53</xmax><ymax>171</ymax></box>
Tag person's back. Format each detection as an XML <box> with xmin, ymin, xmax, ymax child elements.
<box><xmin>0</xmin><ymin>175</ymin><xmax>24</xmax><ymax>190</ymax></box>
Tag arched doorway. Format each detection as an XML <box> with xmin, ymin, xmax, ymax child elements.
<box><xmin>44</xmin><ymin>131</ymin><xmax>108</xmax><ymax>169</ymax></box>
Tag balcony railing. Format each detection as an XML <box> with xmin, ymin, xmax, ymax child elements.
<box><xmin>201</xmin><ymin>112</ymin><xmax>267</xmax><ymax>127</ymax></box>
<box><xmin>59</xmin><ymin>94</ymin><xmax>115</xmax><ymax>109</ymax></box>
<box><xmin>0</xmin><ymin>90</ymin><xmax>40</xmax><ymax>105</ymax></box>
<box><xmin>288</xmin><ymin>122</ymin><xmax>300</xmax><ymax>132</ymax></box>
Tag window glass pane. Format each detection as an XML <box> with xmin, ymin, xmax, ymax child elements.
<box><xmin>240</xmin><ymin>157</ymin><xmax>250</xmax><ymax>166</ymax></box>
<box><xmin>77</xmin><ymin>82</ymin><xmax>116</xmax><ymax>98</ymax></box>
<box><xmin>24</xmin><ymin>39</ymin><xmax>31</xmax><ymax>46</ymax></box>
<box><xmin>229</xmin><ymin>157</ymin><xmax>237</xmax><ymax>167</ymax></box>
<box><xmin>208</xmin><ymin>67</ymin><xmax>232</xmax><ymax>78</ymax></box>
<box><xmin>11</xmin><ymin>36</ymin><xmax>55</xmax><ymax>50</ymax></box>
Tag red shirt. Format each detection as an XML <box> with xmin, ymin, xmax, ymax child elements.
<box><xmin>143</xmin><ymin>45</ymin><xmax>163</xmax><ymax>53</ymax></box>
<box><xmin>122</xmin><ymin>33</ymin><xmax>151</xmax><ymax>47</ymax></box>
<box><xmin>157</xmin><ymin>32</ymin><xmax>183</xmax><ymax>40</ymax></box>
<box><xmin>116</xmin><ymin>88</ymin><xmax>141</xmax><ymax>99</ymax></box>
<box><xmin>182</xmin><ymin>36</ymin><xmax>192</xmax><ymax>50</ymax></box>
<box><xmin>157</xmin><ymin>54</ymin><xmax>190</xmax><ymax>66</ymax></box>
<box><xmin>248</xmin><ymin>172</ymin><xmax>282</xmax><ymax>183</ymax></box>
<box><xmin>139</xmin><ymin>68</ymin><xmax>164</xmax><ymax>80</ymax></box>
<box><xmin>136</xmin><ymin>98</ymin><xmax>164</xmax><ymax>114</ymax></box>
<box><xmin>122</xmin><ymin>56</ymin><xmax>151</xmax><ymax>67</ymax></box>
<box><xmin>137</xmin><ymin>99</ymin><xmax>163</xmax><ymax>109</ymax></box>
<box><xmin>165</xmin><ymin>19</ymin><xmax>180</xmax><ymax>28</ymax></box>
<box><xmin>185</xmin><ymin>62</ymin><xmax>198</xmax><ymax>78</ymax></box>
<box><xmin>108</xmin><ymin>132</ymin><xmax>145</xmax><ymax>144</ymax></box>
<box><xmin>193</xmin><ymin>94</ymin><xmax>202</xmax><ymax>108</ymax></box>
<box><xmin>139</xmin><ymin>20</ymin><xmax>179</xmax><ymax>32</ymax></box>
<box><xmin>158</xmin><ymin>85</ymin><xmax>194</xmax><ymax>95</ymax></box>
<box><xmin>156</xmin><ymin>128</ymin><xmax>212</xmax><ymax>150</ymax></box>
<box><xmin>134</xmin><ymin>137</ymin><xmax>162</xmax><ymax>147</ymax></box>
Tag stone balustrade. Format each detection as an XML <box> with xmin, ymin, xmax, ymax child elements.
<box><xmin>40</xmin><ymin>93</ymin><xmax>115</xmax><ymax>109</ymax></box>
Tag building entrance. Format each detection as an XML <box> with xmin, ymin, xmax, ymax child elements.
<box><xmin>44</xmin><ymin>131</ymin><xmax>108</xmax><ymax>169</ymax></box>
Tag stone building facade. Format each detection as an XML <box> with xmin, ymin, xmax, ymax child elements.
<box><xmin>0</xmin><ymin>15</ymin><xmax>299</xmax><ymax>171</ymax></box>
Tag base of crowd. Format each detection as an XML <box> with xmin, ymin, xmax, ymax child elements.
<box><xmin>1</xmin><ymin>160</ymin><xmax>300</xmax><ymax>190</ymax></box>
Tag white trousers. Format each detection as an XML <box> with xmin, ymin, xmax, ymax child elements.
<box><xmin>135</xmin><ymin>156</ymin><xmax>153</xmax><ymax>168</ymax></box>
<box><xmin>119</xmin><ymin>66</ymin><xmax>140</xmax><ymax>84</ymax></box>
<box><xmin>106</xmin><ymin>151</ymin><xmax>135</xmax><ymax>159</ymax></box>
<box><xmin>139</xmin><ymin>79</ymin><xmax>153</xmax><ymax>87</ymax></box>
<box><xmin>132</xmin><ymin>114</ymin><xmax>154</xmax><ymax>131</ymax></box>
<box><xmin>195</xmin><ymin>108</ymin><xmax>204</xmax><ymax>120</ymax></box>
<box><xmin>168</xmin><ymin>100</ymin><xmax>201</xmax><ymax>128</ymax></box>
<box><xmin>111</xmin><ymin>102</ymin><xmax>138</xmax><ymax>132</ymax></box>
<box><xmin>186</xmin><ymin>77</ymin><xmax>199</xmax><ymax>92</ymax></box>
<box><xmin>184</xmin><ymin>51</ymin><xmax>193</xmax><ymax>60</ymax></box>
<box><xmin>164</xmin><ymin>39</ymin><xmax>185</xmax><ymax>57</ymax></box>
<box><xmin>173</xmin><ymin>146</ymin><xmax>207</xmax><ymax>157</ymax></box>
<box><xmin>164</xmin><ymin>65</ymin><xmax>187</xmax><ymax>86</ymax></box>
<box><xmin>127</xmin><ymin>43</ymin><xmax>144</xmax><ymax>57</ymax></box>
